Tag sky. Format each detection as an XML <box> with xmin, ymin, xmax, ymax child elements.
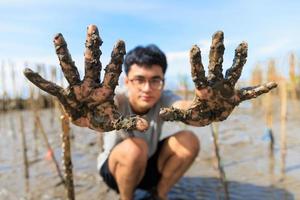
<box><xmin>0</xmin><ymin>0</ymin><xmax>299</xmax><ymax>97</ymax></box>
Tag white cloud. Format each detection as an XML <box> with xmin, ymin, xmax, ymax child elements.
<box><xmin>256</xmin><ymin>38</ymin><xmax>292</xmax><ymax>57</ymax></box>
<box><xmin>165</xmin><ymin>39</ymin><xmax>211</xmax><ymax>63</ymax></box>
<box><xmin>166</xmin><ymin>51</ymin><xmax>188</xmax><ymax>62</ymax></box>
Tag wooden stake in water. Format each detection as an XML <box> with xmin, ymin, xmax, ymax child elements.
<box><xmin>251</xmin><ymin>64</ymin><xmax>263</xmax><ymax>109</ymax></box>
<box><xmin>289</xmin><ymin>53</ymin><xmax>298</xmax><ymax>103</ymax></box>
<box><xmin>211</xmin><ymin>123</ymin><xmax>230</xmax><ymax>200</ymax></box>
<box><xmin>267</xmin><ymin>128</ymin><xmax>275</xmax><ymax>184</ymax></box>
<box><xmin>265</xmin><ymin>60</ymin><xmax>277</xmax><ymax>154</ymax></box>
<box><xmin>29</xmin><ymin>86</ymin><xmax>40</xmax><ymax>156</ymax></box>
<box><xmin>1</xmin><ymin>61</ymin><xmax>7</xmax><ymax>112</ymax></box>
<box><xmin>50</xmin><ymin>66</ymin><xmax>58</xmax><ymax>125</ymax></box>
<box><xmin>7</xmin><ymin>61</ymin><xmax>19</xmax><ymax>139</ymax></box>
<box><xmin>10</xmin><ymin>61</ymin><xmax>17</xmax><ymax>98</ymax></box>
<box><xmin>61</xmin><ymin>114</ymin><xmax>75</xmax><ymax>200</ymax></box>
<box><xmin>280</xmin><ymin>80</ymin><xmax>287</xmax><ymax>181</ymax></box>
<box><xmin>1</xmin><ymin>61</ymin><xmax>7</xmax><ymax>132</ymax></box>
<box><xmin>20</xmin><ymin>113</ymin><xmax>29</xmax><ymax>179</ymax></box>
<box><xmin>265</xmin><ymin>60</ymin><xmax>276</xmax><ymax>178</ymax></box>
<box><xmin>35</xmin><ymin>113</ymin><xmax>65</xmax><ymax>185</ymax></box>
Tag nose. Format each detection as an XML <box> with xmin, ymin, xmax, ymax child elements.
<box><xmin>141</xmin><ymin>81</ymin><xmax>152</xmax><ymax>92</ymax></box>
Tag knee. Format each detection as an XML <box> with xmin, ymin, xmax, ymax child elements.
<box><xmin>171</xmin><ymin>131</ymin><xmax>200</xmax><ymax>159</ymax></box>
<box><xmin>120</xmin><ymin>138</ymin><xmax>148</xmax><ymax>167</ymax></box>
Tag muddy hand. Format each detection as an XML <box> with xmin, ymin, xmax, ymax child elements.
<box><xmin>24</xmin><ymin>25</ymin><xmax>148</xmax><ymax>132</ymax></box>
<box><xmin>160</xmin><ymin>31</ymin><xmax>277</xmax><ymax>126</ymax></box>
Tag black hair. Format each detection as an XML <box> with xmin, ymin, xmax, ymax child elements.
<box><xmin>124</xmin><ymin>44</ymin><xmax>167</xmax><ymax>75</ymax></box>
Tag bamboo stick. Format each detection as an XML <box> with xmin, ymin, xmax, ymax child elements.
<box><xmin>265</xmin><ymin>60</ymin><xmax>275</xmax><ymax>139</ymax></box>
<box><xmin>30</xmin><ymin>86</ymin><xmax>40</xmax><ymax>156</ymax></box>
<box><xmin>280</xmin><ymin>80</ymin><xmax>287</xmax><ymax>181</ymax></box>
<box><xmin>289</xmin><ymin>53</ymin><xmax>298</xmax><ymax>104</ymax></box>
<box><xmin>267</xmin><ymin>129</ymin><xmax>275</xmax><ymax>184</ymax></box>
<box><xmin>6</xmin><ymin>61</ymin><xmax>19</xmax><ymax>139</ymax></box>
<box><xmin>30</xmin><ymin>84</ymin><xmax>65</xmax><ymax>184</ymax></box>
<box><xmin>29</xmin><ymin>69</ymin><xmax>67</xmax><ymax>187</ymax></box>
<box><xmin>10</xmin><ymin>61</ymin><xmax>17</xmax><ymax>99</ymax></box>
<box><xmin>251</xmin><ymin>64</ymin><xmax>263</xmax><ymax>109</ymax></box>
<box><xmin>1</xmin><ymin>61</ymin><xmax>7</xmax><ymax>112</ymax></box>
<box><xmin>61</xmin><ymin>114</ymin><xmax>75</xmax><ymax>200</ymax></box>
<box><xmin>211</xmin><ymin>123</ymin><xmax>230</xmax><ymax>200</ymax></box>
<box><xmin>35</xmin><ymin>113</ymin><xmax>65</xmax><ymax>184</ymax></box>
<box><xmin>267</xmin><ymin>60</ymin><xmax>277</xmax><ymax>84</ymax></box>
<box><xmin>265</xmin><ymin>60</ymin><xmax>276</xmax><ymax>181</ymax></box>
<box><xmin>266</xmin><ymin>60</ymin><xmax>275</xmax><ymax>119</ymax></box>
<box><xmin>1</xmin><ymin>61</ymin><xmax>6</xmax><ymax>132</ymax></box>
<box><xmin>50</xmin><ymin>66</ymin><xmax>57</xmax><ymax>125</ymax></box>
<box><xmin>20</xmin><ymin>113</ymin><xmax>29</xmax><ymax>179</ymax></box>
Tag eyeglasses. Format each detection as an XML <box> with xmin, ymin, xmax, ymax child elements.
<box><xmin>129</xmin><ymin>77</ymin><xmax>164</xmax><ymax>90</ymax></box>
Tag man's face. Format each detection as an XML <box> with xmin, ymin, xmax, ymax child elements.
<box><xmin>125</xmin><ymin>64</ymin><xmax>164</xmax><ymax>114</ymax></box>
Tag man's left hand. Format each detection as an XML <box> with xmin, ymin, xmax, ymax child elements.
<box><xmin>160</xmin><ymin>31</ymin><xmax>277</xmax><ymax>126</ymax></box>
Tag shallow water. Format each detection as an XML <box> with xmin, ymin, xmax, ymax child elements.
<box><xmin>0</xmin><ymin>99</ymin><xmax>299</xmax><ymax>200</ymax></box>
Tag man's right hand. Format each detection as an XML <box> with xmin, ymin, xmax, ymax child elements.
<box><xmin>24</xmin><ymin>25</ymin><xmax>148</xmax><ymax>132</ymax></box>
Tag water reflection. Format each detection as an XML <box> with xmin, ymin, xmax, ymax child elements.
<box><xmin>135</xmin><ymin>177</ymin><xmax>294</xmax><ymax>200</ymax></box>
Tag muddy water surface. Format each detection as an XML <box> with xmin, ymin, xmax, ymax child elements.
<box><xmin>0</xmin><ymin>100</ymin><xmax>299</xmax><ymax>200</ymax></box>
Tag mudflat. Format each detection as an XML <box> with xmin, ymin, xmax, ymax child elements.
<box><xmin>0</xmin><ymin>99</ymin><xmax>299</xmax><ymax>200</ymax></box>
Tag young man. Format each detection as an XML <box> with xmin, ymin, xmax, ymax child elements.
<box><xmin>24</xmin><ymin>25</ymin><xmax>276</xmax><ymax>200</ymax></box>
<box><xmin>98</xmin><ymin>45</ymin><xmax>199</xmax><ymax>200</ymax></box>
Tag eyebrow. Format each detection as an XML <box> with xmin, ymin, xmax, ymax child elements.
<box><xmin>132</xmin><ymin>75</ymin><xmax>163</xmax><ymax>79</ymax></box>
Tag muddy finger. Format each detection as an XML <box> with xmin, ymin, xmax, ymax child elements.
<box><xmin>102</xmin><ymin>40</ymin><xmax>126</xmax><ymax>90</ymax></box>
<box><xmin>238</xmin><ymin>82</ymin><xmax>277</xmax><ymax>101</ymax></box>
<box><xmin>24</xmin><ymin>68</ymin><xmax>66</xmax><ymax>99</ymax></box>
<box><xmin>225</xmin><ymin>42</ymin><xmax>248</xmax><ymax>87</ymax></box>
<box><xmin>23</xmin><ymin>68</ymin><xmax>82</xmax><ymax>119</ymax></box>
<box><xmin>83</xmin><ymin>25</ymin><xmax>103</xmax><ymax>84</ymax></box>
<box><xmin>53</xmin><ymin>33</ymin><xmax>81</xmax><ymax>86</ymax></box>
<box><xmin>208</xmin><ymin>31</ymin><xmax>225</xmax><ymax>82</ymax></box>
<box><xmin>190</xmin><ymin>45</ymin><xmax>208</xmax><ymax>89</ymax></box>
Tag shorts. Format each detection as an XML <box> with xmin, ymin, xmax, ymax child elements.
<box><xmin>99</xmin><ymin>139</ymin><xmax>166</xmax><ymax>193</ymax></box>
